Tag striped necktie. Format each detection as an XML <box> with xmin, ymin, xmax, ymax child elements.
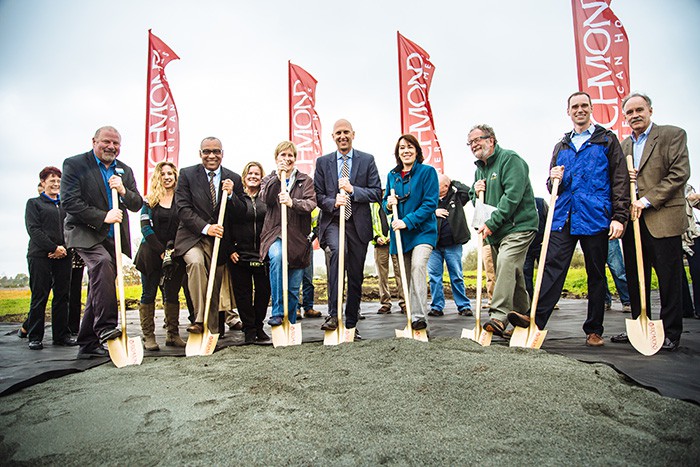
<box><xmin>341</xmin><ymin>155</ymin><xmax>351</xmax><ymax>219</ymax></box>
<box><xmin>208</xmin><ymin>171</ymin><xmax>217</xmax><ymax>211</ymax></box>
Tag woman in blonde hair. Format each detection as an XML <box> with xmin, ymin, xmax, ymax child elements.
<box><xmin>134</xmin><ymin>161</ymin><xmax>187</xmax><ymax>350</ymax></box>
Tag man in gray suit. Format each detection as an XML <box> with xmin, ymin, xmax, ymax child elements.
<box><xmin>314</xmin><ymin>119</ymin><xmax>382</xmax><ymax>333</ymax></box>
<box><xmin>61</xmin><ymin>126</ymin><xmax>142</xmax><ymax>358</ymax></box>
<box><xmin>174</xmin><ymin>137</ymin><xmax>242</xmax><ymax>334</ymax></box>
<box><xmin>611</xmin><ymin>93</ymin><xmax>690</xmax><ymax>351</ymax></box>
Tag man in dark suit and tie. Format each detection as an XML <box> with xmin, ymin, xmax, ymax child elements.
<box><xmin>174</xmin><ymin>137</ymin><xmax>242</xmax><ymax>334</ymax></box>
<box><xmin>314</xmin><ymin>119</ymin><xmax>382</xmax><ymax>333</ymax></box>
<box><xmin>611</xmin><ymin>93</ymin><xmax>690</xmax><ymax>351</ymax></box>
<box><xmin>61</xmin><ymin>126</ymin><xmax>143</xmax><ymax>358</ymax></box>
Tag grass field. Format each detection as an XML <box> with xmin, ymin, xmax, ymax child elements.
<box><xmin>0</xmin><ymin>267</ymin><xmax>662</xmax><ymax>322</ymax></box>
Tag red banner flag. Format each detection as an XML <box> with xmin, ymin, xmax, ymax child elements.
<box><xmin>144</xmin><ymin>30</ymin><xmax>180</xmax><ymax>193</ymax></box>
<box><xmin>571</xmin><ymin>0</ymin><xmax>631</xmax><ymax>140</ymax></box>
<box><xmin>289</xmin><ymin>61</ymin><xmax>322</xmax><ymax>175</ymax></box>
<box><xmin>397</xmin><ymin>32</ymin><xmax>443</xmax><ymax>174</ymax></box>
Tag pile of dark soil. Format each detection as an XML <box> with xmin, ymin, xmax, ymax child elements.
<box><xmin>1</xmin><ymin>338</ymin><xmax>698</xmax><ymax>465</ymax></box>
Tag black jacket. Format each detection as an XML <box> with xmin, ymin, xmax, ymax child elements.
<box><xmin>438</xmin><ymin>180</ymin><xmax>471</xmax><ymax>245</ymax></box>
<box><xmin>228</xmin><ymin>191</ymin><xmax>267</xmax><ymax>263</ymax></box>
<box><xmin>25</xmin><ymin>194</ymin><xmax>66</xmax><ymax>258</ymax></box>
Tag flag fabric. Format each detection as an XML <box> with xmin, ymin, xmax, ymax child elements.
<box><xmin>397</xmin><ymin>32</ymin><xmax>443</xmax><ymax>174</ymax></box>
<box><xmin>571</xmin><ymin>0</ymin><xmax>631</xmax><ymax>140</ymax></box>
<box><xmin>144</xmin><ymin>30</ymin><xmax>180</xmax><ymax>193</ymax></box>
<box><xmin>289</xmin><ymin>61</ymin><xmax>322</xmax><ymax>175</ymax></box>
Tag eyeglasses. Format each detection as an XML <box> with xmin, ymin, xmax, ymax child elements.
<box><xmin>467</xmin><ymin>135</ymin><xmax>490</xmax><ymax>146</ymax></box>
<box><xmin>200</xmin><ymin>149</ymin><xmax>222</xmax><ymax>156</ymax></box>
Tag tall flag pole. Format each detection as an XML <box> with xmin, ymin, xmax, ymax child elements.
<box><xmin>571</xmin><ymin>0</ymin><xmax>631</xmax><ymax>140</ymax></box>
<box><xmin>289</xmin><ymin>61</ymin><xmax>322</xmax><ymax>176</ymax></box>
<box><xmin>144</xmin><ymin>30</ymin><xmax>180</xmax><ymax>194</ymax></box>
<box><xmin>397</xmin><ymin>31</ymin><xmax>443</xmax><ymax>174</ymax></box>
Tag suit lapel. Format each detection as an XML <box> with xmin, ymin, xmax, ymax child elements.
<box><xmin>349</xmin><ymin>151</ymin><xmax>360</xmax><ymax>185</ymax></box>
<box><xmin>638</xmin><ymin>124</ymin><xmax>659</xmax><ymax>172</ymax></box>
<box><xmin>87</xmin><ymin>151</ymin><xmax>109</xmax><ymax>207</ymax></box>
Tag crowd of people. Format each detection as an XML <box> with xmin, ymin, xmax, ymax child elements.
<box><xmin>20</xmin><ymin>91</ymin><xmax>695</xmax><ymax>356</ymax></box>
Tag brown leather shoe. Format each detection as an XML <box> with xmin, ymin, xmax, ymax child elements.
<box><xmin>304</xmin><ymin>308</ymin><xmax>322</xmax><ymax>318</ymax></box>
<box><xmin>187</xmin><ymin>323</ymin><xmax>204</xmax><ymax>334</ymax></box>
<box><xmin>586</xmin><ymin>333</ymin><xmax>604</xmax><ymax>347</ymax></box>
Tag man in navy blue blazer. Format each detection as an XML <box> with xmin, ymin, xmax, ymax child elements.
<box><xmin>314</xmin><ymin>119</ymin><xmax>382</xmax><ymax>333</ymax></box>
<box><xmin>61</xmin><ymin>126</ymin><xmax>143</xmax><ymax>358</ymax></box>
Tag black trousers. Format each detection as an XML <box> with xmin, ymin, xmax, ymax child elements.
<box><xmin>230</xmin><ymin>261</ymin><xmax>271</xmax><ymax>336</ymax></box>
<box><xmin>323</xmin><ymin>217</ymin><xmax>368</xmax><ymax>328</ymax></box>
<box><xmin>622</xmin><ymin>216</ymin><xmax>683</xmax><ymax>342</ymax></box>
<box><xmin>76</xmin><ymin>241</ymin><xmax>118</xmax><ymax>351</ymax></box>
<box><xmin>25</xmin><ymin>256</ymin><xmax>71</xmax><ymax>342</ymax></box>
<box><xmin>535</xmin><ymin>223</ymin><xmax>608</xmax><ymax>335</ymax></box>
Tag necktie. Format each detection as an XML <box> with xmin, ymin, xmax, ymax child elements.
<box><xmin>341</xmin><ymin>155</ymin><xmax>351</xmax><ymax>219</ymax></box>
<box><xmin>208</xmin><ymin>171</ymin><xmax>217</xmax><ymax>211</ymax></box>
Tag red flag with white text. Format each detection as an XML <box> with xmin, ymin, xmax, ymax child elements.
<box><xmin>397</xmin><ymin>32</ymin><xmax>443</xmax><ymax>174</ymax></box>
<box><xmin>289</xmin><ymin>61</ymin><xmax>322</xmax><ymax>175</ymax></box>
<box><xmin>144</xmin><ymin>30</ymin><xmax>180</xmax><ymax>194</ymax></box>
<box><xmin>571</xmin><ymin>0</ymin><xmax>631</xmax><ymax>140</ymax></box>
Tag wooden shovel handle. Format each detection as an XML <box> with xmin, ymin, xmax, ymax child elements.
<box><xmin>390</xmin><ymin>189</ymin><xmax>412</xmax><ymax>327</ymax></box>
<box><xmin>529</xmin><ymin>178</ymin><xmax>559</xmax><ymax>324</ymax></box>
<box><xmin>626</xmin><ymin>155</ymin><xmax>647</xmax><ymax>321</ymax></box>
<box><xmin>202</xmin><ymin>189</ymin><xmax>228</xmax><ymax>329</ymax></box>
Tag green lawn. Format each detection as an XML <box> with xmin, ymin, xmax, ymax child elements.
<box><xmin>0</xmin><ymin>267</ymin><xmax>664</xmax><ymax>321</ymax></box>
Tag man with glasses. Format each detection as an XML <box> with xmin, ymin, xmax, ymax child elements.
<box><xmin>314</xmin><ymin>119</ymin><xmax>382</xmax><ymax>336</ymax></box>
<box><xmin>507</xmin><ymin>92</ymin><xmax>629</xmax><ymax>347</ymax></box>
<box><xmin>174</xmin><ymin>137</ymin><xmax>242</xmax><ymax>335</ymax></box>
<box><xmin>468</xmin><ymin>124</ymin><xmax>539</xmax><ymax>339</ymax></box>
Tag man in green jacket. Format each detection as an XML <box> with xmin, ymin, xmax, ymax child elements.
<box><xmin>469</xmin><ymin>124</ymin><xmax>539</xmax><ymax>337</ymax></box>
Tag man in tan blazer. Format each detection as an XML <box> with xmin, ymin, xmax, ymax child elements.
<box><xmin>611</xmin><ymin>93</ymin><xmax>690</xmax><ymax>351</ymax></box>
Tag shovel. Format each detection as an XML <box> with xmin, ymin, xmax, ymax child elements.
<box><xmin>509</xmin><ymin>179</ymin><xmax>560</xmax><ymax>349</ymax></box>
<box><xmin>185</xmin><ymin>190</ymin><xmax>226</xmax><ymax>356</ymax></box>
<box><xmin>461</xmin><ymin>192</ymin><xmax>492</xmax><ymax>346</ymax></box>
<box><xmin>107</xmin><ymin>186</ymin><xmax>144</xmax><ymax>367</ymax></box>
<box><xmin>272</xmin><ymin>171</ymin><xmax>302</xmax><ymax>347</ymax></box>
<box><xmin>390</xmin><ymin>189</ymin><xmax>428</xmax><ymax>342</ymax></box>
<box><xmin>324</xmin><ymin>189</ymin><xmax>356</xmax><ymax>345</ymax></box>
<box><xmin>624</xmin><ymin>155</ymin><xmax>664</xmax><ymax>356</ymax></box>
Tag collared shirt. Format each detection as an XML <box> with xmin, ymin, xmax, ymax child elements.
<box><xmin>631</xmin><ymin>123</ymin><xmax>653</xmax><ymax>208</ymax></box>
<box><xmin>40</xmin><ymin>192</ymin><xmax>60</xmax><ymax>206</ymax></box>
<box><xmin>631</xmin><ymin>122</ymin><xmax>653</xmax><ymax>169</ymax></box>
<box><xmin>570</xmin><ymin>123</ymin><xmax>594</xmax><ymax>152</ymax></box>
<box><xmin>94</xmin><ymin>153</ymin><xmax>117</xmax><ymax>237</ymax></box>
<box><xmin>336</xmin><ymin>149</ymin><xmax>354</xmax><ymax>179</ymax></box>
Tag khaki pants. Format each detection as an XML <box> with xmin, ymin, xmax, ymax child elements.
<box><xmin>374</xmin><ymin>244</ymin><xmax>405</xmax><ymax>307</ymax></box>
<box><xmin>183</xmin><ymin>237</ymin><xmax>224</xmax><ymax>332</ymax></box>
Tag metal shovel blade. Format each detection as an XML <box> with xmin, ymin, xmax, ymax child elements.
<box><xmin>461</xmin><ymin>327</ymin><xmax>492</xmax><ymax>346</ymax></box>
<box><xmin>323</xmin><ymin>326</ymin><xmax>355</xmax><ymax>346</ymax></box>
<box><xmin>395</xmin><ymin>326</ymin><xmax>429</xmax><ymax>342</ymax></box>
<box><xmin>272</xmin><ymin>322</ymin><xmax>303</xmax><ymax>348</ymax></box>
<box><xmin>510</xmin><ymin>325</ymin><xmax>547</xmax><ymax>349</ymax></box>
<box><xmin>626</xmin><ymin>317</ymin><xmax>664</xmax><ymax>356</ymax></box>
<box><xmin>107</xmin><ymin>335</ymin><xmax>144</xmax><ymax>368</ymax></box>
<box><xmin>185</xmin><ymin>330</ymin><xmax>219</xmax><ymax>356</ymax></box>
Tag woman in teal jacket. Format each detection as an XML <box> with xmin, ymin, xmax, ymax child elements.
<box><xmin>383</xmin><ymin>134</ymin><xmax>439</xmax><ymax>330</ymax></box>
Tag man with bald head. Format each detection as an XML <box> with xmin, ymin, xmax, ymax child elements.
<box><xmin>427</xmin><ymin>174</ymin><xmax>472</xmax><ymax>317</ymax></box>
<box><xmin>174</xmin><ymin>137</ymin><xmax>243</xmax><ymax>335</ymax></box>
<box><xmin>314</xmin><ymin>119</ymin><xmax>382</xmax><ymax>335</ymax></box>
<box><xmin>61</xmin><ymin>126</ymin><xmax>142</xmax><ymax>357</ymax></box>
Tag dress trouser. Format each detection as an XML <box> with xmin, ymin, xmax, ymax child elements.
<box><xmin>535</xmin><ymin>223</ymin><xmax>608</xmax><ymax>336</ymax></box>
<box><xmin>76</xmin><ymin>240</ymin><xmax>117</xmax><ymax>351</ymax></box>
<box><xmin>25</xmin><ymin>256</ymin><xmax>71</xmax><ymax>342</ymax></box>
<box><xmin>323</xmin><ymin>217</ymin><xmax>369</xmax><ymax>328</ymax></box>
<box><xmin>622</xmin><ymin>216</ymin><xmax>683</xmax><ymax>342</ymax></box>
<box><xmin>231</xmin><ymin>261</ymin><xmax>271</xmax><ymax>336</ymax></box>
<box><xmin>402</xmin><ymin>244</ymin><xmax>433</xmax><ymax>320</ymax></box>
<box><xmin>183</xmin><ymin>237</ymin><xmax>223</xmax><ymax>333</ymax></box>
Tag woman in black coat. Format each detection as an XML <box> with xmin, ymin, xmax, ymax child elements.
<box><xmin>23</xmin><ymin>166</ymin><xmax>75</xmax><ymax>349</ymax></box>
<box><xmin>228</xmin><ymin>161</ymin><xmax>271</xmax><ymax>344</ymax></box>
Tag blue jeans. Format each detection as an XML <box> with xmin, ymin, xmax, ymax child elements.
<box><xmin>299</xmin><ymin>254</ymin><xmax>314</xmax><ymax>310</ymax></box>
<box><xmin>605</xmin><ymin>239</ymin><xmax>630</xmax><ymax>305</ymax></box>
<box><xmin>269</xmin><ymin>239</ymin><xmax>303</xmax><ymax>323</ymax></box>
<box><xmin>428</xmin><ymin>244</ymin><xmax>471</xmax><ymax>312</ymax></box>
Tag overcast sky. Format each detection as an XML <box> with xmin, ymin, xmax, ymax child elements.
<box><xmin>0</xmin><ymin>0</ymin><xmax>698</xmax><ymax>275</ymax></box>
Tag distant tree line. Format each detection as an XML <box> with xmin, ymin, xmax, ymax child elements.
<box><xmin>0</xmin><ymin>274</ymin><xmax>29</xmax><ymax>288</ymax></box>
